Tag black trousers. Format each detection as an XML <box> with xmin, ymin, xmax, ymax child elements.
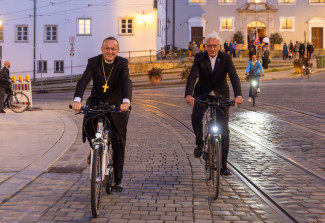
<box><xmin>0</xmin><ymin>88</ymin><xmax>6</xmax><ymax>110</ymax></box>
<box><xmin>84</xmin><ymin>113</ymin><xmax>125</xmax><ymax>180</ymax></box>
<box><xmin>191</xmin><ymin>103</ymin><xmax>230</xmax><ymax>168</ymax></box>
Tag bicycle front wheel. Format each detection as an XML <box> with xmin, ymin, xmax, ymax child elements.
<box><xmin>252</xmin><ymin>86</ymin><xmax>256</xmax><ymax>107</ymax></box>
<box><xmin>91</xmin><ymin>148</ymin><xmax>102</xmax><ymax>218</ymax></box>
<box><xmin>211</xmin><ymin>137</ymin><xmax>222</xmax><ymax>199</ymax></box>
<box><xmin>9</xmin><ymin>92</ymin><xmax>29</xmax><ymax>113</ymax></box>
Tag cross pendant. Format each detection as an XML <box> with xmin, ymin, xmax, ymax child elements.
<box><xmin>102</xmin><ymin>83</ymin><xmax>109</xmax><ymax>93</ymax></box>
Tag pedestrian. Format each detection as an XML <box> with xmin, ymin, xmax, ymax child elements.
<box><xmin>229</xmin><ymin>40</ymin><xmax>234</xmax><ymax>57</ymax></box>
<box><xmin>188</xmin><ymin>41</ymin><xmax>193</xmax><ymax>60</ymax></box>
<box><xmin>185</xmin><ymin>31</ymin><xmax>243</xmax><ymax>176</ymax></box>
<box><xmin>262</xmin><ymin>36</ymin><xmax>270</xmax><ymax>46</ymax></box>
<box><xmin>245</xmin><ymin>54</ymin><xmax>264</xmax><ymax>103</ymax></box>
<box><xmin>299</xmin><ymin>41</ymin><xmax>305</xmax><ymax>59</ymax></box>
<box><xmin>262</xmin><ymin>45</ymin><xmax>270</xmax><ymax>69</ymax></box>
<box><xmin>307</xmin><ymin>41</ymin><xmax>314</xmax><ymax>59</ymax></box>
<box><xmin>193</xmin><ymin>41</ymin><xmax>200</xmax><ymax>56</ymax></box>
<box><xmin>233</xmin><ymin>41</ymin><xmax>237</xmax><ymax>58</ymax></box>
<box><xmin>199</xmin><ymin>41</ymin><xmax>204</xmax><ymax>52</ymax></box>
<box><xmin>283</xmin><ymin>42</ymin><xmax>289</xmax><ymax>60</ymax></box>
<box><xmin>224</xmin><ymin>40</ymin><xmax>229</xmax><ymax>53</ymax></box>
<box><xmin>72</xmin><ymin>37</ymin><xmax>132</xmax><ymax>192</ymax></box>
<box><xmin>294</xmin><ymin>41</ymin><xmax>300</xmax><ymax>60</ymax></box>
<box><xmin>0</xmin><ymin>61</ymin><xmax>12</xmax><ymax>113</ymax></box>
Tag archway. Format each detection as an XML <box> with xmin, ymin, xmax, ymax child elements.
<box><xmin>247</xmin><ymin>21</ymin><xmax>266</xmax><ymax>48</ymax></box>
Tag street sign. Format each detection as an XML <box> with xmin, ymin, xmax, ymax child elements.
<box><xmin>70</xmin><ymin>52</ymin><xmax>75</xmax><ymax>57</ymax></box>
<box><xmin>254</xmin><ymin>39</ymin><xmax>260</xmax><ymax>46</ymax></box>
<box><xmin>69</xmin><ymin>36</ymin><xmax>76</xmax><ymax>45</ymax></box>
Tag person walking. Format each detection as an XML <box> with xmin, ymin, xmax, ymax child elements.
<box><xmin>185</xmin><ymin>32</ymin><xmax>243</xmax><ymax>176</ymax></box>
<box><xmin>299</xmin><ymin>41</ymin><xmax>305</xmax><ymax>59</ymax></box>
<box><xmin>307</xmin><ymin>41</ymin><xmax>314</xmax><ymax>59</ymax></box>
<box><xmin>0</xmin><ymin>61</ymin><xmax>12</xmax><ymax>113</ymax></box>
<box><xmin>294</xmin><ymin>41</ymin><xmax>300</xmax><ymax>60</ymax></box>
<box><xmin>188</xmin><ymin>41</ymin><xmax>193</xmax><ymax>60</ymax></box>
<box><xmin>224</xmin><ymin>40</ymin><xmax>229</xmax><ymax>54</ymax></box>
<box><xmin>245</xmin><ymin>54</ymin><xmax>264</xmax><ymax>102</ymax></box>
<box><xmin>283</xmin><ymin>42</ymin><xmax>289</xmax><ymax>60</ymax></box>
<box><xmin>229</xmin><ymin>40</ymin><xmax>234</xmax><ymax>57</ymax></box>
<box><xmin>72</xmin><ymin>37</ymin><xmax>132</xmax><ymax>192</ymax></box>
<box><xmin>233</xmin><ymin>41</ymin><xmax>237</xmax><ymax>58</ymax></box>
<box><xmin>262</xmin><ymin>45</ymin><xmax>270</xmax><ymax>69</ymax></box>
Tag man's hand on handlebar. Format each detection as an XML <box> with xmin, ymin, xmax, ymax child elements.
<box><xmin>234</xmin><ymin>96</ymin><xmax>243</xmax><ymax>107</ymax></box>
<box><xmin>185</xmin><ymin>95</ymin><xmax>195</xmax><ymax>106</ymax></box>
<box><xmin>120</xmin><ymin>102</ymin><xmax>130</xmax><ymax>112</ymax></box>
<box><xmin>72</xmin><ymin>101</ymin><xmax>82</xmax><ymax>112</ymax></box>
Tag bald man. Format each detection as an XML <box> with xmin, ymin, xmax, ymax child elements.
<box><xmin>0</xmin><ymin>61</ymin><xmax>11</xmax><ymax>113</ymax></box>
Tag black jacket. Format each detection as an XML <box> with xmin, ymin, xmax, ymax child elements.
<box><xmin>0</xmin><ymin>67</ymin><xmax>10</xmax><ymax>89</ymax></box>
<box><xmin>185</xmin><ymin>51</ymin><xmax>242</xmax><ymax>100</ymax></box>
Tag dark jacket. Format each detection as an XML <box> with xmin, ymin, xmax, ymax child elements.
<box><xmin>185</xmin><ymin>51</ymin><xmax>242</xmax><ymax>100</ymax></box>
<box><xmin>0</xmin><ymin>67</ymin><xmax>10</xmax><ymax>89</ymax></box>
<box><xmin>74</xmin><ymin>54</ymin><xmax>132</xmax><ymax>146</ymax></box>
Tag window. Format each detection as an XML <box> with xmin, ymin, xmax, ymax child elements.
<box><xmin>249</xmin><ymin>0</ymin><xmax>265</xmax><ymax>2</ymax></box>
<box><xmin>37</xmin><ymin>60</ymin><xmax>47</xmax><ymax>73</ymax></box>
<box><xmin>119</xmin><ymin>18</ymin><xmax>133</xmax><ymax>35</ymax></box>
<box><xmin>279</xmin><ymin>0</ymin><xmax>295</xmax><ymax>3</ymax></box>
<box><xmin>45</xmin><ymin>25</ymin><xmax>57</xmax><ymax>42</ymax></box>
<box><xmin>219</xmin><ymin>0</ymin><xmax>236</xmax><ymax>4</ymax></box>
<box><xmin>16</xmin><ymin>25</ymin><xmax>28</xmax><ymax>41</ymax></box>
<box><xmin>220</xmin><ymin>17</ymin><xmax>234</xmax><ymax>31</ymax></box>
<box><xmin>0</xmin><ymin>26</ymin><xmax>3</xmax><ymax>41</ymax></box>
<box><xmin>310</xmin><ymin>0</ymin><xmax>325</xmax><ymax>3</ymax></box>
<box><xmin>189</xmin><ymin>0</ymin><xmax>206</xmax><ymax>4</ymax></box>
<box><xmin>78</xmin><ymin>18</ymin><xmax>91</xmax><ymax>35</ymax></box>
<box><xmin>280</xmin><ymin>17</ymin><xmax>294</xmax><ymax>31</ymax></box>
<box><xmin>54</xmin><ymin>61</ymin><xmax>64</xmax><ymax>73</ymax></box>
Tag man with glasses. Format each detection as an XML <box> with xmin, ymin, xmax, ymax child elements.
<box><xmin>72</xmin><ymin>37</ymin><xmax>132</xmax><ymax>191</ymax></box>
<box><xmin>185</xmin><ymin>32</ymin><xmax>243</xmax><ymax>176</ymax></box>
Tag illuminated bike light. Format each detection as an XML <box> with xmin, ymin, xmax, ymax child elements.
<box><xmin>252</xmin><ymin>80</ymin><xmax>257</xmax><ymax>87</ymax></box>
<box><xmin>302</xmin><ymin>65</ymin><xmax>305</xmax><ymax>69</ymax></box>
<box><xmin>95</xmin><ymin>133</ymin><xmax>101</xmax><ymax>138</ymax></box>
<box><xmin>210</xmin><ymin>125</ymin><xmax>218</xmax><ymax>133</ymax></box>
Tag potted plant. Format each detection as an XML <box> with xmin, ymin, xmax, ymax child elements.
<box><xmin>269</xmin><ymin>32</ymin><xmax>283</xmax><ymax>50</ymax></box>
<box><xmin>147</xmin><ymin>67</ymin><xmax>163</xmax><ymax>83</ymax></box>
<box><xmin>233</xmin><ymin>31</ymin><xmax>244</xmax><ymax>50</ymax></box>
<box><xmin>293</xmin><ymin>59</ymin><xmax>303</xmax><ymax>73</ymax></box>
<box><xmin>181</xmin><ymin>65</ymin><xmax>192</xmax><ymax>79</ymax></box>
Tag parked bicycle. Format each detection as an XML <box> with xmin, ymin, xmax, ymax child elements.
<box><xmin>4</xmin><ymin>82</ymin><xmax>30</xmax><ymax>113</ymax></box>
<box><xmin>195</xmin><ymin>96</ymin><xmax>234</xmax><ymax>199</ymax></box>
<box><xmin>70</xmin><ymin>102</ymin><xmax>129</xmax><ymax>218</ymax></box>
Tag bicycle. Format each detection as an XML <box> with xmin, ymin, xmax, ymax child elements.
<box><xmin>250</xmin><ymin>77</ymin><xmax>258</xmax><ymax>107</ymax></box>
<box><xmin>4</xmin><ymin>82</ymin><xmax>30</xmax><ymax>113</ymax></box>
<box><xmin>70</xmin><ymin>102</ymin><xmax>129</xmax><ymax>218</ymax></box>
<box><xmin>301</xmin><ymin>64</ymin><xmax>311</xmax><ymax>79</ymax></box>
<box><xmin>195</xmin><ymin>96</ymin><xmax>234</xmax><ymax>199</ymax></box>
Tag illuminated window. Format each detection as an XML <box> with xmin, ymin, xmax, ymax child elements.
<box><xmin>310</xmin><ymin>0</ymin><xmax>325</xmax><ymax>3</ymax></box>
<box><xmin>44</xmin><ymin>25</ymin><xmax>57</xmax><ymax>42</ymax></box>
<box><xmin>0</xmin><ymin>26</ymin><xmax>3</xmax><ymax>41</ymax></box>
<box><xmin>16</xmin><ymin>25</ymin><xmax>28</xmax><ymax>41</ymax></box>
<box><xmin>220</xmin><ymin>18</ymin><xmax>234</xmax><ymax>31</ymax></box>
<box><xmin>280</xmin><ymin>18</ymin><xmax>294</xmax><ymax>31</ymax></box>
<box><xmin>219</xmin><ymin>0</ymin><xmax>236</xmax><ymax>3</ymax></box>
<box><xmin>249</xmin><ymin>0</ymin><xmax>265</xmax><ymax>2</ymax></box>
<box><xmin>119</xmin><ymin>18</ymin><xmax>133</xmax><ymax>35</ymax></box>
<box><xmin>78</xmin><ymin>18</ymin><xmax>91</xmax><ymax>35</ymax></box>
<box><xmin>189</xmin><ymin>0</ymin><xmax>205</xmax><ymax>3</ymax></box>
<box><xmin>279</xmin><ymin>0</ymin><xmax>295</xmax><ymax>3</ymax></box>
<box><xmin>247</xmin><ymin>21</ymin><xmax>266</xmax><ymax>28</ymax></box>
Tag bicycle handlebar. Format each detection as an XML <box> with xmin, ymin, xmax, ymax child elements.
<box><xmin>69</xmin><ymin>103</ymin><xmax>131</xmax><ymax>114</ymax></box>
<box><xmin>195</xmin><ymin>97</ymin><xmax>235</xmax><ymax>108</ymax></box>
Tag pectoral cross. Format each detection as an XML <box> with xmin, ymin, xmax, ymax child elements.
<box><xmin>102</xmin><ymin>83</ymin><xmax>109</xmax><ymax>93</ymax></box>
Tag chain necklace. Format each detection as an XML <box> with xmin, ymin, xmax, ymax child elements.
<box><xmin>101</xmin><ymin>56</ymin><xmax>115</xmax><ymax>93</ymax></box>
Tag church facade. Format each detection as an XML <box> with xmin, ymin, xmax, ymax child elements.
<box><xmin>0</xmin><ymin>0</ymin><xmax>166</xmax><ymax>79</ymax></box>
<box><xmin>166</xmin><ymin>0</ymin><xmax>325</xmax><ymax>50</ymax></box>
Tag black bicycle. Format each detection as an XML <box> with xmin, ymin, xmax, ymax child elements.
<box><xmin>195</xmin><ymin>96</ymin><xmax>234</xmax><ymax>199</ymax></box>
<box><xmin>5</xmin><ymin>83</ymin><xmax>30</xmax><ymax>113</ymax></box>
<box><xmin>70</xmin><ymin>102</ymin><xmax>129</xmax><ymax>218</ymax></box>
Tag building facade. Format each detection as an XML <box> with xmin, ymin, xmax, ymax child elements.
<box><xmin>166</xmin><ymin>0</ymin><xmax>325</xmax><ymax>50</ymax></box>
<box><xmin>0</xmin><ymin>0</ymin><xmax>166</xmax><ymax>79</ymax></box>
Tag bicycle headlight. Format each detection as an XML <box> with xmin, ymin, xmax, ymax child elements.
<box><xmin>252</xmin><ymin>80</ymin><xmax>257</xmax><ymax>87</ymax></box>
<box><xmin>95</xmin><ymin>133</ymin><xmax>101</xmax><ymax>138</ymax></box>
<box><xmin>210</xmin><ymin>125</ymin><xmax>219</xmax><ymax>133</ymax></box>
<box><xmin>302</xmin><ymin>65</ymin><xmax>305</xmax><ymax>69</ymax></box>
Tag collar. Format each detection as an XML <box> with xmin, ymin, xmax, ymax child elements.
<box><xmin>105</xmin><ymin>60</ymin><xmax>114</xmax><ymax>64</ymax></box>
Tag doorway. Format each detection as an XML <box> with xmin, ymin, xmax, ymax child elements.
<box><xmin>312</xmin><ymin>27</ymin><xmax>323</xmax><ymax>49</ymax></box>
<box><xmin>247</xmin><ymin>21</ymin><xmax>266</xmax><ymax>47</ymax></box>
<box><xmin>191</xmin><ymin>27</ymin><xmax>203</xmax><ymax>45</ymax></box>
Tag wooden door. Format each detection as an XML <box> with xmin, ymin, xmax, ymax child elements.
<box><xmin>312</xmin><ymin>27</ymin><xmax>323</xmax><ymax>49</ymax></box>
<box><xmin>191</xmin><ymin>27</ymin><xmax>203</xmax><ymax>44</ymax></box>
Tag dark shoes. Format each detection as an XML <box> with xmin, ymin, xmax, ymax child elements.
<box><xmin>193</xmin><ymin>145</ymin><xmax>203</xmax><ymax>158</ymax></box>
<box><xmin>87</xmin><ymin>153</ymin><xmax>91</xmax><ymax>164</ymax></box>
<box><xmin>112</xmin><ymin>182</ymin><xmax>123</xmax><ymax>192</ymax></box>
<box><xmin>221</xmin><ymin>166</ymin><xmax>232</xmax><ymax>176</ymax></box>
<box><xmin>0</xmin><ymin>110</ymin><xmax>6</xmax><ymax>113</ymax></box>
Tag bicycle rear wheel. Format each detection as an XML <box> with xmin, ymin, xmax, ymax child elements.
<box><xmin>9</xmin><ymin>92</ymin><xmax>29</xmax><ymax>113</ymax></box>
<box><xmin>91</xmin><ymin>148</ymin><xmax>102</xmax><ymax>218</ymax></box>
<box><xmin>211</xmin><ymin>137</ymin><xmax>222</xmax><ymax>199</ymax></box>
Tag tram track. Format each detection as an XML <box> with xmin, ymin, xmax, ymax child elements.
<box><xmin>134</xmin><ymin>101</ymin><xmax>301</xmax><ymax>223</ymax></box>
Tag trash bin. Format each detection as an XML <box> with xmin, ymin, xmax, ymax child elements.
<box><xmin>321</xmin><ymin>55</ymin><xmax>325</xmax><ymax>68</ymax></box>
<box><xmin>316</xmin><ymin>55</ymin><xmax>323</xmax><ymax>68</ymax></box>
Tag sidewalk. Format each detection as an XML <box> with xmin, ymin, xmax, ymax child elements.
<box><xmin>0</xmin><ymin>109</ymin><xmax>78</xmax><ymax>204</ymax></box>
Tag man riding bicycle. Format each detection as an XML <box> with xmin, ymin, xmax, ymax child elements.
<box><xmin>185</xmin><ymin>32</ymin><xmax>243</xmax><ymax>176</ymax></box>
<box><xmin>72</xmin><ymin>37</ymin><xmax>132</xmax><ymax>192</ymax></box>
<box><xmin>245</xmin><ymin>54</ymin><xmax>264</xmax><ymax>103</ymax></box>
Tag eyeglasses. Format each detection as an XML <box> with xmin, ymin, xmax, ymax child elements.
<box><xmin>206</xmin><ymin>44</ymin><xmax>220</xmax><ymax>48</ymax></box>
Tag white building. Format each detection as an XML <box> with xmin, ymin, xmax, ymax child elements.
<box><xmin>0</xmin><ymin>0</ymin><xmax>166</xmax><ymax>79</ymax></box>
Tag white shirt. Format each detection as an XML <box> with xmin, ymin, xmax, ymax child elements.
<box><xmin>209</xmin><ymin>55</ymin><xmax>217</xmax><ymax>71</ymax></box>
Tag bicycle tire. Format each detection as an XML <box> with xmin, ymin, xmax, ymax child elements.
<box><xmin>252</xmin><ymin>86</ymin><xmax>256</xmax><ymax>107</ymax></box>
<box><xmin>91</xmin><ymin>148</ymin><xmax>102</xmax><ymax>218</ymax></box>
<box><xmin>212</xmin><ymin>137</ymin><xmax>222</xmax><ymax>199</ymax></box>
<box><xmin>105</xmin><ymin>143</ymin><xmax>114</xmax><ymax>195</ymax></box>
<box><xmin>204</xmin><ymin>134</ymin><xmax>211</xmax><ymax>181</ymax></box>
<box><xmin>9</xmin><ymin>92</ymin><xmax>29</xmax><ymax>113</ymax></box>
